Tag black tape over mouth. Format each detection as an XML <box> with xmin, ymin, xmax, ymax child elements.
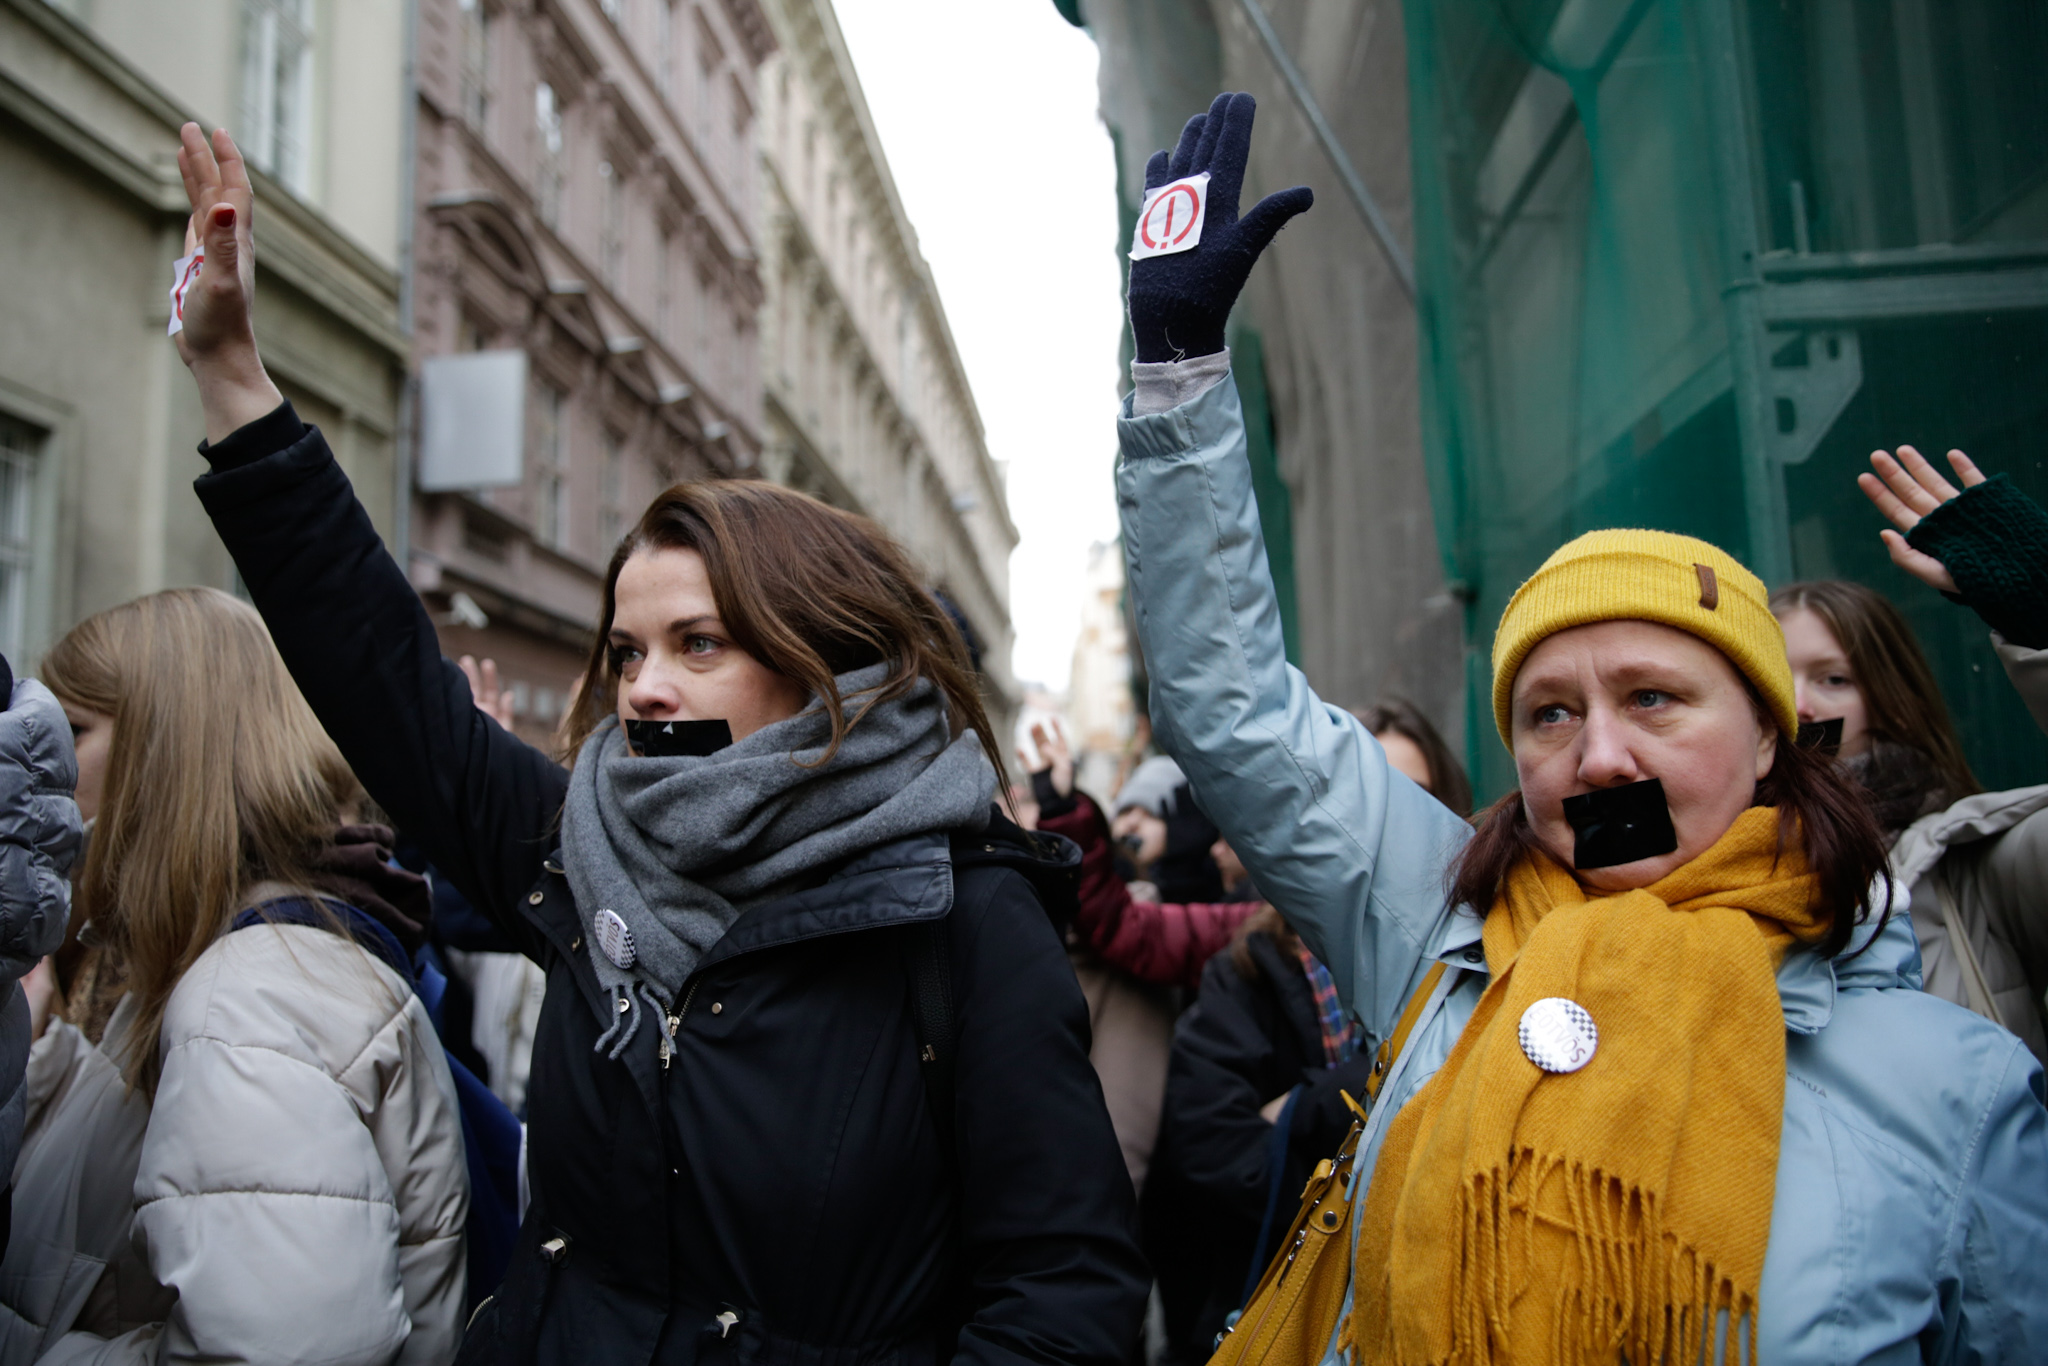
<box><xmin>626</xmin><ymin>718</ymin><xmax>734</xmax><ymax>758</ymax></box>
<box><xmin>1562</xmin><ymin>778</ymin><xmax>1678</xmax><ymax>870</ymax></box>
<box><xmin>1796</xmin><ymin>717</ymin><xmax>1844</xmax><ymax>755</ymax></box>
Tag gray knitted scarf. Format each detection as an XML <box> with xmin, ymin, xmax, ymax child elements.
<box><xmin>561</xmin><ymin>663</ymin><xmax>996</xmax><ymax>1058</ymax></box>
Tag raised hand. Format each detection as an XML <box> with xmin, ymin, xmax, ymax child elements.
<box><xmin>459</xmin><ymin>656</ymin><xmax>519</xmax><ymax>731</ymax></box>
<box><xmin>1126</xmin><ymin>93</ymin><xmax>1313</xmax><ymax>363</ymax></box>
<box><xmin>173</xmin><ymin>123</ymin><xmax>283</xmax><ymax>442</ymax></box>
<box><xmin>1857</xmin><ymin>445</ymin><xmax>1988</xmax><ymax>593</ymax></box>
<box><xmin>1029</xmin><ymin>721</ymin><xmax>1074</xmax><ymax>799</ymax></box>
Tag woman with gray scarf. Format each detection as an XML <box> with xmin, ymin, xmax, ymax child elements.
<box><xmin>165</xmin><ymin>125</ymin><xmax>1147</xmax><ymax>1366</ymax></box>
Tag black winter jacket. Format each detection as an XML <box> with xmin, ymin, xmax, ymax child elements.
<box><xmin>1146</xmin><ymin>929</ymin><xmax>1372</xmax><ymax>1365</ymax></box>
<box><xmin>191</xmin><ymin>409</ymin><xmax>1149</xmax><ymax>1366</ymax></box>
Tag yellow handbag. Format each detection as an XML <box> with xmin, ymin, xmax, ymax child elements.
<box><xmin>1206</xmin><ymin>962</ymin><xmax>1446</xmax><ymax>1366</ymax></box>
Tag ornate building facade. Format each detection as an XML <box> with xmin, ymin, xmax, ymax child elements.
<box><xmin>408</xmin><ymin>0</ymin><xmax>773</xmax><ymax>745</ymax></box>
<box><xmin>0</xmin><ymin>0</ymin><xmax>407</xmax><ymax>663</ymax></box>
<box><xmin>756</xmin><ymin>0</ymin><xmax>1019</xmax><ymax>731</ymax></box>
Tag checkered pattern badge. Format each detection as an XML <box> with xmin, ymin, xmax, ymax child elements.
<box><xmin>1518</xmin><ymin>996</ymin><xmax>1598</xmax><ymax>1073</ymax></box>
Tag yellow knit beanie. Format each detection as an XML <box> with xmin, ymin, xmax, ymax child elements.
<box><xmin>1491</xmin><ymin>528</ymin><xmax>1796</xmax><ymax>747</ymax></box>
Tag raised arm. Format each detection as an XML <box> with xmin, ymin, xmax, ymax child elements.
<box><xmin>1861</xmin><ymin>443</ymin><xmax>2048</xmax><ymax>736</ymax></box>
<box><xmin>171</xmin><ymin>125</ymin><xmax>564</xmax><ymax>942</ymax></box>
<box><xmin>1115</xmin><ymin>95</ymin><xmax>1472</xmax><ymax>1041</ymax></box>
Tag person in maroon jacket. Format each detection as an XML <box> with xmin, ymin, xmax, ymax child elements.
<box><xmin>1023</xmin><ymin>724</ymin><xmax>1261</xmax><ymax>992</ymax></box>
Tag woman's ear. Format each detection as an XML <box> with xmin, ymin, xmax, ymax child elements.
<box><xmin>1755</xmin><ymin>723</ymin><xmax>1779</xmax><ymax>782</ymax></box>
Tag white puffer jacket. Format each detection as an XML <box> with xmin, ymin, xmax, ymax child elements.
<box><xmin>16</xmin><ymin>919</ymin><xmax>468</xmax><ymax>1365</ymax></box>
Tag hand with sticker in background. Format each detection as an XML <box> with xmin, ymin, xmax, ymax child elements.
<box><xmin>1126</xmin><ymin>92</ymin><xmax>1313</xmax><ymax>364</ymax></box>
<box><xmin>170</xmin><ymin>124</ymin><xmax>287</xmax><ymax>445</ymax></box>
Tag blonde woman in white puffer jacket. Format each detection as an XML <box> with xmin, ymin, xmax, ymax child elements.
<box><xmin>0</xmin><ymin>588</ymin><xmax>466</xmax><ymax>1364</ymax></box>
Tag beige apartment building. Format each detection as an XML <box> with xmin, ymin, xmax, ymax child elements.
<box><xmin>0</xmin><ymin>0</ymin><xmax>408</xmax><ymax>665</ymax></box>
<box><xmin>755</xmin><ymin>0</ymin><xmax>1018</xmax><ymax>732</ymax></box>
<box><xmin>406</xmin><ymin>0</ymin><xmax>774</xmax><ymax>745</ymax></box>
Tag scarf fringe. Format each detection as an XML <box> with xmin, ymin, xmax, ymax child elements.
<box><xmin>592</xmin><ymin>981</ymin><xmax>674</xmax><ymax>1060</ymax></box>
<box><xmin>1352</xmin><ymin>1149</ymin><xmax>1758</xmax><ymax>1366</ymax></box>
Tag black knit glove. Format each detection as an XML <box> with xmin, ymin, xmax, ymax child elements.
<box><xmin>1127</xmin><ymin>93</ymin><xmax>1313</xmax><ymax>364</ymax></box>
<box><xmin>1906</xmin><ymin>475</ymin><xmax>2048</xmax><ymax>648</ymax></box>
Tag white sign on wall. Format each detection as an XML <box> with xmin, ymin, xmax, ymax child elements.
<box><xmin>418</xmin><ymin>350</ymin><xmax>528</xmax><ymax>490</ymax></box>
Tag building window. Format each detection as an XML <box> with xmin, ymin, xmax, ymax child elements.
<box><xmin>459</xmin><ymin>0</ymin><xmax>492</xmax><ymax>132</ymax></box>
<box><xmin>0</xmin><ymin>418</ymin><xmax>38</xmax><ymax>665</ymax></box>
<box><xmin>600</xmin><ymin>432</ymin><xmax>626</xmax><ymax>550</ymax></box>
<box><xmin>535</xmin><ymin>82</ymin><xmax>565</xmax><ymax>229</ymax></box>
<box><xmin>532</xmin><ymin>384</ymin><xmax>567</xmax><ymax>549</ymax></box>
<box><xmin>600</xmin><ymin>160</ymin><xmax>623</xmax><ymax>289</ymax></box>
<box><xmin>240</xmin><ymin>0</ymin><xmax>315</xmax><ymax>195</ymax></box>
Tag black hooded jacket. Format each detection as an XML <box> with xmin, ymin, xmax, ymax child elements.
<box><xmin>1146</xmin><ymin>927</ymin><xmax>1375</xmax><ymax>1364</ymax></box>
<box><xmin>190</xmin><ymin>407</ymin><xmax>1148</xmax><ymax>1366</ymax></box>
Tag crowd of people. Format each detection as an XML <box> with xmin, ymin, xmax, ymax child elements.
<box><xmin>0</xmin><ymin>97</ymin><xmax>2036</xmax><ymax>1365</ymax></box>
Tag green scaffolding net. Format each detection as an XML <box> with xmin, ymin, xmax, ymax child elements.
<box><xmin>1403</xmin><ymin>0</ymin><xmax>2048</xmax><ymax>798</ymax></box>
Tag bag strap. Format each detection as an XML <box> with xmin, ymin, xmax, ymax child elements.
<box><xmin>902</xmin><ymin>917</ymin><xmax>958</xmax><ymax>1164</ymax></box>
<box><xmin>1366</xmin><ymin>960</ymin><xmax>1447</xmax><ymax>1102</ymax></box>
<box><xmin>1935</xmin><ymin>871</ymin><xmax>2008</xmax><ymax>1029</ymax></box>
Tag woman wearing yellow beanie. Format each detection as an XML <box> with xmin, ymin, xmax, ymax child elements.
<box><xmin>1118</xmin><ymin>94</ymin><xmax>2048</xmax><ymax>1366</ymax></box>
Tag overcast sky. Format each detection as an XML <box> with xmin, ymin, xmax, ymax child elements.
<box><xmin>833</xmin><ymin>0</ymin><xmax>1124</xmax><ymax>693</ymax></box>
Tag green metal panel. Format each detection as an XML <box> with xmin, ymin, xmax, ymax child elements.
<box><xmin>1231</xmin><ymin>325</ymin><xmax>1301</xmax><ymax>664</ymax></box>
<box><xmin>1403</xmin><ymin>0</ymin><xmax>2048</xmax><ymax>799</ymax></box>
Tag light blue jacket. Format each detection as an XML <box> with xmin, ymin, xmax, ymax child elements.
<box><xmin>1115</xmin><ymin>368</ymin><xmax>2048</xmax><ymax>1364</ymax></box>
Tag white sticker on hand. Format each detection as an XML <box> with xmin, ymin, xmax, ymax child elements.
<box><xmin>1129</xmin><ymin>173</ymin><xmax>1211</xmax><ymax>261</ymax></box>
<box><xmin>167</xmin><ymin>250</ymin><xmax>204</xmax><ymax>337</ymax></box>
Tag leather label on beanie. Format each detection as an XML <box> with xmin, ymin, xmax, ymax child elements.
<box><xmin>1695</xmin><ymin>563</ymin><xmax>1719</xmax><ymax>609</ymax></box>
<box><xmin>1130</xmin><ymin>173</ymin><xmax>1210</xmax><ymax>260</ymax></box>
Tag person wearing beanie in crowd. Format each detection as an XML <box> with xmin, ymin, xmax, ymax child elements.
<box><xmin>1117</xmin><ymin>92</ymin><xmax>2048</xmax><ymax>1363</ymax></box>
<box><xmin>1765</xmin><ymin>447</ymin><xmax>2048</xmax><ymax>1062</ymax></box>
<box><xmin>157</xmin><ymin>124</ymin><xmax>1146</xmax><ymax>1364</ymax></box>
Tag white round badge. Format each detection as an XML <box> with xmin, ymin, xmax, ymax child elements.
<box><xmin>1518</xmin><ymin>997</ymin><xmax>1597</xmax><ymax>1074</ymax></box>
<box><xmin>593</xmin><ymin>908</ymin><xmax>636</xmax><ymax>970</ymax></box>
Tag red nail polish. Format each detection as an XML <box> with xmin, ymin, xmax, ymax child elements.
<box><xmin>215</xmin><ymin>205</ymin><xmax>236</xmax><ymax>229</ymax></box>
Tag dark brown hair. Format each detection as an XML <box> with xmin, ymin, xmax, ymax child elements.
<box><xmin>1353</xmin><ymin>697</ymin><xmax>1474</xmax><ymax>818</ymax></box>
<box><xmin>1447</xmin><ymin>706</ymin><xmax>1891</xmax><ymax>960</ymax></box>
<box><xmin>1770</xmin><ymin>580</ymin><xmax>1980</xmax><ymax>809</ymax></box>
<box><xmin>561</xmin><ymin>480</ymin><xmax>1006</xmax><ymax>786</ymax></box>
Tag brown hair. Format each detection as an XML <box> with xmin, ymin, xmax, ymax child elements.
<box><xmin>1769</xmin><ymin>580</ymin><xmax>1979</xmax><ymax>807</ymax></box>
<box><xmin>42</xmin><ymin>589</ymin><xmax>361</xmax><ymax>1092</ymax></box>
<box><xmin>1353</xmin><ymin>697</ymin><xmax>1474</xmax><ymax>818</ymax></box>
<box><xmin>561</xmin><ymin>479</ymin><xmax>1006</xmax><ymax>785</ymax></box>
<box><xmin>1229</xmin><ymin>904</ymin><xmax>1297</xmax><ymax>980</ymax></box>
<box><xmin>1448</xmin><ymin>696</ymin><xmax>1891</xmax><ymax>960</ymax></box>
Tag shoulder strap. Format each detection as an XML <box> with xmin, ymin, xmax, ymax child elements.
<box><xmin>1365</xmin><ymin>960</ymin><xmax>1447</xmax><ymax>1103</ymax></box>
<box><xmin>231</xmin><ymin>896</ymin><xmax>415</xmax><ymax>987</ymax></box>
<box><xmin>1935</xmin><ymin>872</ymin><xmax>2008</xmax><ymax>1029</ymax></box>
<box><xmin>902</xmin><ymin>917</ymin><xmax>958</xmax><ymax>1165</ymax></box>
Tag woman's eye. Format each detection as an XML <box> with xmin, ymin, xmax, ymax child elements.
<box><xmin>1535</xmin><ymin>704</ymin><xmax>1571</xmax><ymax>726</ymax></box>
<box><xmin>1823</xmin><ymin>673</ymin><xmax>1853</xmax><ymax>689</ymax></box>
<box><xmin>606</xmin><ymin>644</ymin><xmax>643</xmax><ymax>674</ymax></box>
<box><xmin>685</xmin><ymin>635</ymin><xmax>719</xmax><ymax>656</ymax></box>
<box><xmin>1633</xmin><ymin>690</ymin><xmax>1668</xmax><ymax>709</ymax></box>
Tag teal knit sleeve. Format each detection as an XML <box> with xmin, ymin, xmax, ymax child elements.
<box><xmin>1905</xmin><ymin>475</ymin><xmax>2048</xmax><ymax>648</ymax></box>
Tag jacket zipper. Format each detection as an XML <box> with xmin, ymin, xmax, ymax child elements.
<box><xmin>662</xmin><ymin>977</ymin><xmax>700</xmax><ymax>1070</ymax></box>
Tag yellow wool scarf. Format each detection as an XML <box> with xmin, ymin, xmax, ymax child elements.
<box><xmin>1346</xmin><ymin>807</ymin><xmax>1827</xmax><ymax>1366</ymax></box>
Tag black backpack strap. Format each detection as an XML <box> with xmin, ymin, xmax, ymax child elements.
<box><xmin>902</xmin><ymin>916</ymin><xmax>958</xmax><ymax>1167</ymax></box>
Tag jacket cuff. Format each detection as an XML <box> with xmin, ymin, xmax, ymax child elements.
<box><xmin>197</xmin><ymin>400</ymin><xmax>307</xmax><ymax>472</ymax></box>
<box><xmin>1129</xmin><ymin>350</ymin><xmax>1231</xmax><ymax>418</ymax></box>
